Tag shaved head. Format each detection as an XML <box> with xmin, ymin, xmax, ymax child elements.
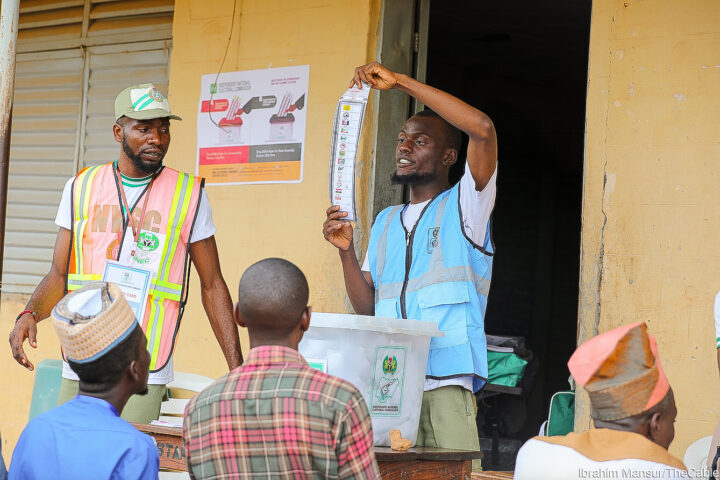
<box><xmin>237</xmin><ymin>258</ymin><xmax>309</xmax><ymax>338</ymax></box>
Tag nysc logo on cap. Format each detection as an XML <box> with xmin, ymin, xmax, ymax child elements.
<box><xmin>131</xmin><ymin>85</ymin><xmax>170</xmax><ymax>113</ymax></box>
<box><xmin>148</xmin><ymin>86</ymin><xmax>165</xmax><ymax>103</ymax></box>
<box><xmin>115</xmin><ymin>83</ymin><xmax>182</xmax><ymax>121</ymax></box>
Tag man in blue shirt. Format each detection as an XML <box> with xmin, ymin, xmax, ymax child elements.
<box><xmin>9</xmin><ymin>282</ymin><xmax>158</xmax><ymax>479</ymax></box>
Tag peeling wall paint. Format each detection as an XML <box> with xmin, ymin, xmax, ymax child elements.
<box><xmin>578</xmin><ymin>0</ymin><xmax>720</xmax><ymax>458</ymax></box>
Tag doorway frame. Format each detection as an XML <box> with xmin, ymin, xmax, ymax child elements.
<box><xmin>365</xmin><ymin>0</ymin><xmax>430</xmax><ymax>220</ymax></box>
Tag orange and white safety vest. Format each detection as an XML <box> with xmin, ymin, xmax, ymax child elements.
<box><xmin>67</xmin><ymin>162</ymin><xmax>204</xmax><ymax>371</ymax></box>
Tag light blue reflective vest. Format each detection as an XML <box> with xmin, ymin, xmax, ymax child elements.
<box><xmin>366</xmin><ymin>182</ymin><xmax>493</xmax><ymax>392</ymax></box>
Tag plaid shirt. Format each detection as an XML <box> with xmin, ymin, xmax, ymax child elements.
<box><xmin>183</xmin><ymin>345</ymin><xmax>380</xmax><ymax>479</ymax></box>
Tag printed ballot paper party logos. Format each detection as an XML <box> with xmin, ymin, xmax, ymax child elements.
<box><xmin>371</xmin><ymin>346</ymin><xmax>407</xmax><ymax>417</ymax></box>
<box><xmin>328</xmin><ymin>84</ymin><xmax>369</xmax><ymax>222</ymax></box>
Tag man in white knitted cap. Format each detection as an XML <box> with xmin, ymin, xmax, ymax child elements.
<box><xmin>9</xmin><ymin>282</ymin><xmax>158</xmax><ymax>480</ymax></box>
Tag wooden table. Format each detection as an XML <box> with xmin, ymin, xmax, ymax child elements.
<box><xmin>134</xmin><ymin>423</ymin><xmax>483</xmax><ymax>478</ymax></box>
<box><xmin>134</xmin><ymin>423</ymin><xmax>188</xmax><ymax>471</ymax></box>
<box><xmin>471</xmin><ymin>472</ymin><xmax>514</xmax><ymax>479</ymax></box>
<box><xmin>375</xmin><ymin>446</ymin><xmax>481</xmax><ymax>479</ymax></box>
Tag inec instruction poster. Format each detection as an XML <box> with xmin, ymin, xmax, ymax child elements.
<box><xmin>197</xmin><ymin>65</ymin><xmax>309</xmax><ymax>185</ymax></box>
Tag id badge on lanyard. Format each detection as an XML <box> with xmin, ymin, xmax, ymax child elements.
<box><xmin>111</xmin><ymin>165</ymin><xmax>162</xmax><ymax>276</ymax></box>
<box><xmin>102</xmin><ymin>260</ymin><xmax>152</xmax><ymax>322</ymax></box>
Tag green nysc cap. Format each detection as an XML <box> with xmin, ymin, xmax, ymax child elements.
<box><xmin>114</xmin><ymin>83</ymin><xmax>182</xmax><ymax>121</ymax></box>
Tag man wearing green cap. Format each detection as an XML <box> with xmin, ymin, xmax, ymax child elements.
<box><xmin>9</xmin><ymin>83</ymin><xmax>242</xmax><ymax>423</ymax></box>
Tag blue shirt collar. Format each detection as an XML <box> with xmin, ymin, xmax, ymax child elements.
<box><xmin>74</xmin><ymin>394</ymin><xmax>121</xmax><ymax>417</ymax></box>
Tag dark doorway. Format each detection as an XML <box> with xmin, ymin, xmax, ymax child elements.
<box><xmin>425</xmin><ymin>0</ymin><xmax>592</xmax><ymax>468</ymax></box>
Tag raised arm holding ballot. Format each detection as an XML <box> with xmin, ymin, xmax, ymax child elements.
<box><xmin>322</xmin><ymin>62</ymin><xmax>498</xmax><ymax>467</ymax></box>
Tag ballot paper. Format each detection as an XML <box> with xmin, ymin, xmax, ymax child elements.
<box><xmin>328</xmin><ymin>84</ymin><xmax>370</xmax><ymax>222</ymax></box>
<box><xmin>150</xmin><ymin>418</ymin><xmax>183</xmax><ymax>428</ymax></box>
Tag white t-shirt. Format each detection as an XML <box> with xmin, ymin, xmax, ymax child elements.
<box><xmin>56</xmin><ymin>169</ymin><xmax>216</xmax><ymax>384</ymax></box>
<box><xmin>514</xmin><ymin>438</ymin><xmax>690</xmax><ymax>480</ymax></box>
<box><xmin>362</xmin><ymin>162</ymin><xmax>498</xmax><ymax>392</ymax></box>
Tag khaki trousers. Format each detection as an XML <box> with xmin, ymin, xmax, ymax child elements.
<box><xmin>57</xmin><ymin>377</ymin><xmax>167</xmax><ymax>424</ymax></box>
<box><xmin>416</xmin><ymin>385</ymin><xmax>482</xmax><ymax>471</ymax></box>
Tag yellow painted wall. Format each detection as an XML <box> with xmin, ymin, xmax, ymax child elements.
<box><xmin>166</xmin><ymin>0</ymin><xmax>380</xmax><ymax>376</ymax></box>
<box><xmin>4</xmin><ymin>0</ymin><xmax>718</xmax><ymax>469</ymax></box>
<box><xmin>0</xmin><ymin>0</ymin><xmax>381</xmax><ymax>464</ymax></box>
<box><xmin>579</xmin><ymin>0</ymin><xmax>720</xmax><ymax>459</ymax></box>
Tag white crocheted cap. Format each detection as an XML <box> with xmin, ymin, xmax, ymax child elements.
<box><xmin>52</xmin><ymin>282</ymin><xmax>137</xmax><ymax>364</ymax></box>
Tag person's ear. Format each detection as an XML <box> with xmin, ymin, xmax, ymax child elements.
<box><xmin>648</xmin><ymin>411</ymin><xmax>662</xmax><ymax>441</ymax></box>
<box><xmin>128</xmin><ymin>359</ymin><xmax>141</xmax><ymax>383</ymax></box>
<box><xmin>113</xmin><ymin>123</ymin><xmax>123</xmax><ymax>143</ymax></box>
<box><xmin>299</xmin><ymin>306</ymin><xmax>311</xmax><ymax>332</ymax></box>
<box><xmin>234</xmin><ymin>302</ymin><xmax>246</xmax><ymax>328</ymax></box>
<box><xmin>442</xmin><ymin>148</ymin><xmax>458</xmax><ymax>167</ymax></box>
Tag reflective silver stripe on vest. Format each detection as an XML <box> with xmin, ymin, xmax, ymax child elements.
<box><xmin>376</xmin><ymin>265</ymin><xmax>491</xmax><ymax>300</ymax></box>
<box><xmin>157</xmin><ymin>173</ymin><xmax>189</xmax><ymax>283</ymax></box>
<box><xmin>74</xmin><ymin>165</ymin><xmax>102</xmax><ymax>271</ymax></box>
<box><xmin>147</xmin><ymin>173</ymin><xmax>190</xmax><ymax>361</ymax></box>
<box><xmin>77</xmin><ymin>166</ymin><xmax>99</xmax><ymax>220</ymax></box>
<box><xmin>375</xmin><ymin>205</ymin><xmax>404</xmax><ymax>304</ymax></box>
<box><xmin>151</xmin><ymin>282</ymin><xmax>183</xmax><ymax>297</ymax></box>
<box><xmin>67</xmin><ymin>278</ymin><xmax>98</xmax><ymax>288</ymax></box>
<box><xmin>428</xmin><ymin>195</ymin><xmax>449</xmax><ymax>272</ymax></box>
<box><xmin>375</xmin><ymin>193</ymin><xmax>490</xmax><ymax>302</ymax></box>
<box><xmin>147</xmin><ymin>296</ymin><xmax>163</xmax><ymax>368</ymax></box>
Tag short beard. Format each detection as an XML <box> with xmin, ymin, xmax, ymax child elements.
<box><xmin>122</xmin><ymin>134</ymin><xmax>163</xmax><ymax>175</ymax></box>
<box><xmin>390</xmin><ymin>171</ymin><xmax>436</xmax><ymax>186</ymax></box>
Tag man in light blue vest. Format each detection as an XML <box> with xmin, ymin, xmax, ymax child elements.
<box><xmin>323</xmin><ymin>61</ymin><xmax>497</xmax><ymax>463</ymax></box>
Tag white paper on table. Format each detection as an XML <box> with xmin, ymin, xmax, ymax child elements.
<box><xmin>150</xmin><ymin>419</ymin><xmax>183</xmax><ymax>428</ymax></box>
<box><xmin>328</xmin><ymin>84</ymin><xmax>371</xmax><ymax>222</ymax></box>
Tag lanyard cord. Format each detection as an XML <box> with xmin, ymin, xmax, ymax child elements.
<box><xmin>114</xmin><ymin>165</ymin><xmax>158</xmax><ymax>244</ymax></box>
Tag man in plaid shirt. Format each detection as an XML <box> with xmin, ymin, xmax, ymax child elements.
<box><xmin>183</xmin><ymin>258</ymin><xmax>380</xmax><ymax>479</ymax></box>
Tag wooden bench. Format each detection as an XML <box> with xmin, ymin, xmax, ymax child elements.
<box><xmin>134</xmin><ymin>423</ymin><xmax>484</xmax><ymax>478</ymax></box>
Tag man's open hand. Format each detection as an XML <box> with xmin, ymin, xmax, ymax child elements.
<box><xmin>350</xmin><ymin>62</ymin><xmax>400</xmax><ymax>91</ymax></box>
<box><xmin>9</xmin><ymin>313</ymin><xmax>37</xmax><ymax>371</ymax></box>
<box><xmin>323</xmin><ymin>205</ymin><xmax>354</xmax><ymax>252</ymax></box>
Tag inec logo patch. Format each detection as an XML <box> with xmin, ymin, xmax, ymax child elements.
<box><xmin>427</xmin><ymin>227</ymin><xmax>440</xmax><ymax>254</ymax></box>
<box><xmin>137</xmin><ymin>232</ymin><xmax>160</xmax><ymax>252</ymax></box>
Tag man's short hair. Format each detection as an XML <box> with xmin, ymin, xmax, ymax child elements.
<box><xmin>413</xmin><ymin>109</ymin><xmax>463</xmax><ymax>153</ymax></box>
<box><xmin>68</xmin><ymin>324</ymin><xmax>144</xmax><ymax>386</ymax></box>
<box><xmin>237</xmin><ymin>258</ymin><xmax>309</xmax><ymax>336</ymax></box>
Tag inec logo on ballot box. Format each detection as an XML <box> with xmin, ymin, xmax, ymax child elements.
<box><xmin>137</xmin><ymin>232</ymin><xmax>160</xmax><ymax>252</ymax></box>
<box><xmin>372</xmin><ymin>346</ymin><xmax>407</xmax><ymax>417</ymax></box>
<box><xmin>382</xmin><ymin>355</ymin><xmax>398</xmax><ymax>375</ymax></box>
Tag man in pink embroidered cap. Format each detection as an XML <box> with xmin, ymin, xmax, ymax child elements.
<box><xmin>514</xmin><ymin>322</ymin><xmax>688</xmax><ymax>480</ymax></box>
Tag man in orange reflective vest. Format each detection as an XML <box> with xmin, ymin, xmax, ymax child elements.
<box><xmin>9</xmin><ymin>84</ymin><xmax>242</xmax><ymax>423</ymax></box>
